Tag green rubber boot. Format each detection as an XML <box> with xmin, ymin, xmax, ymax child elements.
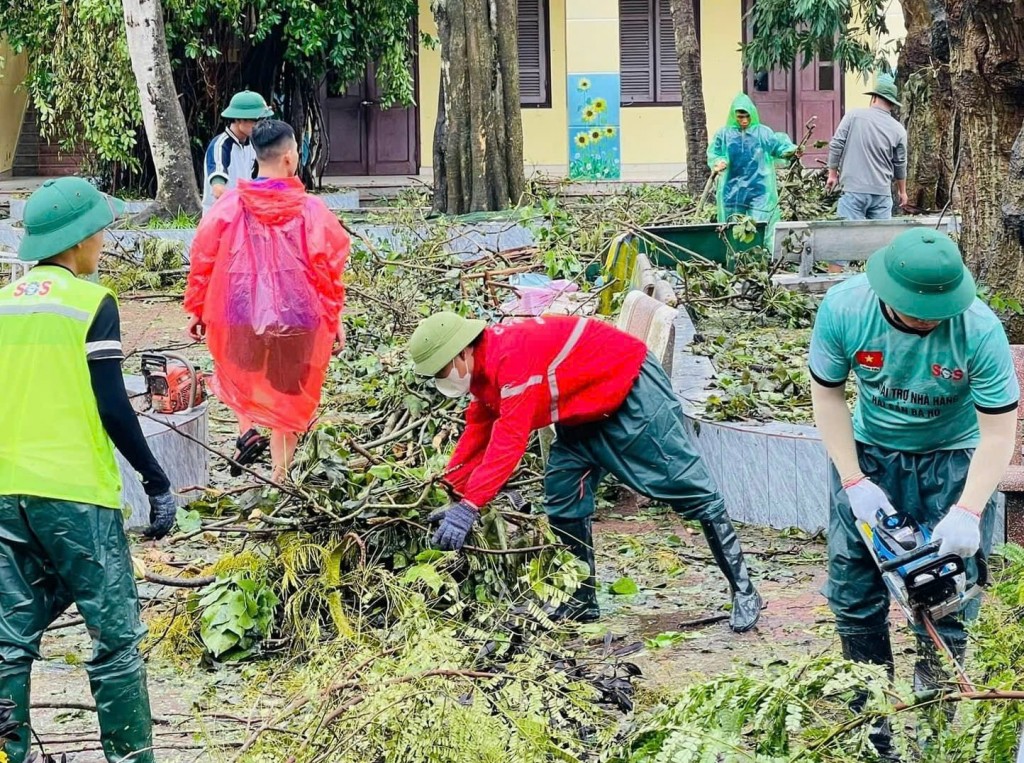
<box><xmin>548</xmin><ymin>516</ymin><xmax>601</xmax><ymax>623</ymax></box>
<box><xmin>0</xmin><ymin>670</ymin><xmax>31</xmax><ymax>763</ymax></box>
<box><xmin>89</xmin><ymin>666</ymin><xmax>156</xmax><ymax>763</ymax></box>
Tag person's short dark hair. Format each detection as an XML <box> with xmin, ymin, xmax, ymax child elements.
<box><xmin>251</xmin><ymin>119</ymin><xmax>296</xmax><ymax>161</ymax></box>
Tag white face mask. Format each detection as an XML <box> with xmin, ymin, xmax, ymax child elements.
<box><xmin>435</xmin><ymin>364</ymin><xmax>471</xmax><ymax>398</ymax></box>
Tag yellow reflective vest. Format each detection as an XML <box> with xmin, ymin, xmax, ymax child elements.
<box><xmin>0</xmin><ymin>266</ymin><xmax>123</xmax><ymax>509</ymax></box>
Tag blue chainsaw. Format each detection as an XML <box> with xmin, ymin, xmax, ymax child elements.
<box><xmin>857</xmin><ymin>507</ymin><xmax>982</xmax><ymax>691</ymax></box>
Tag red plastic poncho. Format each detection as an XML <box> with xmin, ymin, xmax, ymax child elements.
<box><xmin>184</xmin><ymin>177</ymin><xmax>349</xmax><ymax>432</ymax></box>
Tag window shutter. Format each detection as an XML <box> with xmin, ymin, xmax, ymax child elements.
<box><xmin>656</xmin><ymin>0</ymin><xmax>681</xmax><ymax>102</ymax></box>
<box><xmin>518</xmin><ymin>0</ymin><xmax>548</xmax><ymax>105</ymax></box>
<box><xmin>620</xmin><ymin>0</ymin><xmax>655</xmax><ymax>104</ymax></box>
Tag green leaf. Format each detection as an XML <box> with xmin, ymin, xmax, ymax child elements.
<box><xmin>401</xmin><ymin>563</ymin><xmax>445</xmax><ymax>595</ymax></box>
<box><xmin>175</xmin><ymin>508</ymin><xmax>202</xmax><ymax>534</ymax></box>
<box><xmin>414</xmin><ymin>549</ymin><xmax>445</xmax><ymax>563</ymax></box>
<box><xmin>368</xmin><ymin>464</ymin><xmax>393</xmax><ymax>481</ymax></box>
<box><xmin>609</xmin><ymin>577</ymin><xmax>640</xmax><ymax>596</ymax></box>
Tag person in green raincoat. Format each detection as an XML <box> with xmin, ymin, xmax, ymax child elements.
<box><xmin>707</xmin><ymin>94</ymin><xmax>800</xmax><ymax>237</ymax></box>
<box><xmin>810</xmin><ymin>229</ymin><xmax>1019</xmax><ymax>760</ymax></box>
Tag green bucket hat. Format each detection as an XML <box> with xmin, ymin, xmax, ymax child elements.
<box><xmin>221</xmin><ymin>90</ymin><xmax>273</xmax><ymax>120</ymax></box>
<box><xmin>409</xmin><ymin>312</ymin><xmax>487</xmax><ymax>376</ymax></box>
<box><xmin>18</xmin><ymin>177</ymin><xmax>124</xmax><ymax>263</ymax></box>
<box><xmin>865</xmin><ymin>73</ymin><xmax>899</xmax><ymax>106</ymax></box>
<box><xmin>866</xmin><ymin>228</ymin><xmax>976</xmax><ymax>321</ymax></box>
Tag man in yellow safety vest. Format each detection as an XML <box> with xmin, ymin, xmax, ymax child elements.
<box><xmin>0</xmin><ymin>177</ymin><xmax>175</xmax><ymax>763</ymax></box>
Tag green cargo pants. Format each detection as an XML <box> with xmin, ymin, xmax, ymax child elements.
<box><xmin>824</xmin><ymin>444</ymin><xmax>997</xmax><ymax>642</ymax></box>
<box><xmin>0</xmin><ymin>496</ymin><xmax>154</xmax><ymax>763</ymax></box>
<box><xmin>545</xmin><ymin>354</ymin><xmax>726</xmax><ymax>522</ymax></box>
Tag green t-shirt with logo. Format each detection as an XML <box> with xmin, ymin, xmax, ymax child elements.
<box><xmin>809</xmin><ymin>274</ymin><xmax>1019</xmax><ymax>452</ymax></box>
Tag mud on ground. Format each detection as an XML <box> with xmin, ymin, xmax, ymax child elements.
<box><xmin>26</xmin><ymin>295</ymin><xmax>915</xmax><ymax>760</ymax></box>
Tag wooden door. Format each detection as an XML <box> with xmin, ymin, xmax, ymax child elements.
<box><xmin>325</xmin><ymin>74</ymin><xmax>370</xmax><ymax>176</ymax></box>
<box><xmin>325</xmin><ymin>65</ymin><xmax>418</xmax><ymax>176</ymax></box>
<box><xmin>795</xmin><ymin>49</ymin><xmax>842</xmax><ymax>166</ymax></box>
<box><xmin>741</xmin><ymin>0</ymin><xmax>843</xmax><ymax>167</ymax></box>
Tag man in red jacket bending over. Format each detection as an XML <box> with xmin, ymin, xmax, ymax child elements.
<box><xmin>408</xmin><ymin>312</ymin><xmax>762</xmax><ymax>632</ymax></box>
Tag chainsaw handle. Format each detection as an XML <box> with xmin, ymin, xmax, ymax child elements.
<box><xmin>161</xmin><ymin>352</ymin><xmax>199</xmax><ymax>414</ymax></box>
<box><xmin>879</xmin><ymin>540</ymin><xmax>942</xmax><ymax>572</ymax></box>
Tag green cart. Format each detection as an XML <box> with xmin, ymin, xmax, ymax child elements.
<box><xmin>596</xmin><ymin>220</ymin><xmax>768</xmax><ymax>314</ymax></box>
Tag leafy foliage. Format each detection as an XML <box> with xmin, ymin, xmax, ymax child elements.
<box><xmin>198</xmin><ymin>573</ymin><xmax>280</xmax><ymax>661</ymax></box>
<box><xmin>610</xmin><ymin>546</ymin><xmax>1024</xmax><ymax>763</ymax></box>
<box><xmin>742</xmin><ymin>0</ymin><xmax>894</xmax><ymax>76</ymax></box>
<box><xmin>0</xmin><ymin>0</ymin><xmax>417</xmax><ymax>181</ymax></box>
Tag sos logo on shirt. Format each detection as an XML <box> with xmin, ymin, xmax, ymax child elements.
<box><xmin>12</xmin><ymin>281</ymin><xmax>52</xmax><ymax>298</ymax></box>
<box><xmin>931</xmin><ymin>364</ymin><xmax>965</xmax><ymax>381</ymax></box>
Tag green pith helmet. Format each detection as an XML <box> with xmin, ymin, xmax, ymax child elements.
<box><xmin>18</xmin><ymin>177</ymin><xmax>125</xmax><ymax>262</ymax></box>
<box><xmin>409</xmin><ymin>312</ymin><xmax>487</xmax><ymax>376</ymax></box>
<box><xmin>866</xmin><ymin>228</ymin><xmax>976</xmax><ymax>321</ymax></box>
<box><xmin>221</xmin><ymin>90</ymin><xmax>273</xmax><ymax>120</ymax></box>
<box><xmin>865</xmin><ymin>73</ymin><xmax>899</xmax><ymax>106</ymax></box>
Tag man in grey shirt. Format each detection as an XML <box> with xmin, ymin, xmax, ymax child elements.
<box><xmin>826</xmin><ymin>74</ymin><xmax>908</xmax><ymax>220</ymax></box>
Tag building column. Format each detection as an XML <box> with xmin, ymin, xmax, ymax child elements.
<box><xmin>565</xmin><ymin>0</ymin><xmax>621</xmax><ymax>180</ymax></box>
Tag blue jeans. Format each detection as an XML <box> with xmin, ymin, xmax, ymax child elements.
<box><xmin>838</xmin><ymin>192</ymin><xmax>893</xmax><ymax>220</ymax></box>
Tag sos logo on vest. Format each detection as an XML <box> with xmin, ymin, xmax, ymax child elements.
<box><xmin>931</xmin><ymin>364</ymin><xmax>964</xmax><ymax>381</ymax></box>
<box><xmin>12</xmin><ymin>280</ymin><xmax>52</xmax><ymax>298</ymax></box>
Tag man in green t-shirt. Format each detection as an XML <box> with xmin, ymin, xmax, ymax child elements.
<box><xmin>809</xmin><ymin>228</ymin><xmax>1019</xmax><ymax>758</ymax></box>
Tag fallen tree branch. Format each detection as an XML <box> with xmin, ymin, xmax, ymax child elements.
<box><xmin>144</xmin><ymin>572</ymin><xmax>215</xmax><ymax>588</ymax></box>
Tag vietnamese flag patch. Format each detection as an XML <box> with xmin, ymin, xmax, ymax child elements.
<box><xmin>856</xmin><ymin>350</ymin><xmax>884</xmax><ymax>370</ymax></box>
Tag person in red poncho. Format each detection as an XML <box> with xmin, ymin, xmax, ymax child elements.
<box><xmin>184</xmin><ymin>120</ymin><xmax>349</xmax><ymax>482</ymax></box>
<box><xmin>408</xmin><ymin>312</ymin><xmax>762</xmax><ymax>632</ymax></box>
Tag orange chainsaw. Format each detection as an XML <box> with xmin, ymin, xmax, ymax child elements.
<box><xmin>141</xmin><ymin>352</ymin><xmax>207</xmax><ymax>414</ymax></box>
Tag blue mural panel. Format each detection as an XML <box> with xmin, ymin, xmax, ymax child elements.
<box><xmin>567</xmin><ymin>73</ymin><xmax>621</xmax><ymax>181</ymax></box>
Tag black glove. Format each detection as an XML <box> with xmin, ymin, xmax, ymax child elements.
<box><xmin>143</xmin><ymin>491</ymin><xmax>177</xmax><ymax>540</ymax></box>
<box><xmin>426</xmin><ymin>500</ymin><xmax>479</xmax><ymax>551</ymax></box>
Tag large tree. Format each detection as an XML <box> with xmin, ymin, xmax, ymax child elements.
<box><xmin>895</xmin><ymin>0</ymin><xmax>954</xmax><ymax>211</ymax></box>
<box><xmin>431</xmin><ymin>0</ymin><xmax>526</xmax><ymax>214</ymax></box>
<box><xmin>122</xmin><ymin>0</ymin><xmax>201</xmax><ymax>219</ymax></box>
<box><xmin>744</xmin><ymin>0</ymin><xmax>1024</xmax><ymax>340</ymax></box>
<box><xmin>668</xmin><ymin>0</ymin><xmax>709</xmax><ymax>195</ymax></box>
<box><xmin>0</xmin><ymin>0</ymin><xmax>417</xmax><ymax>194</ymax></box>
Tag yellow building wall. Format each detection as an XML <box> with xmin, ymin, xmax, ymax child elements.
<box><xmin>620</xmin><ymin>0</ymin><xmax>744</xmax><ymax>170</ymax></box>
<box><xmin>415</xmin><ymin>0</ymin><xmax>906</xmax><ymax>176</ymax></box>
<box><xmin>418</xmin><ymin>0</ymin><xmax>569</xmax><ymax>170</ymax></box>
<box><xmin>0</xmin><ymin>42</ymin><xmax>28</xmax><ymax>176</ymax></box>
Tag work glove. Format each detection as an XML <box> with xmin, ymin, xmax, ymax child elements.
<box><xmin>426</xmin><ymin>500</ymin><xmax>479</xmax><ymax>551</ymax></box>
<box><xmin>931</xmin><ymin>505</ymin><xmax>982</xmax><ymax>559</ymax></box>
<box><xmin>144</xmin><ymin>491</ymin><xmax>177</xmax><ymax>540</ymax></box>
<box><xmin>843</xmin><ymin>475</ymin><xmax>893</xmax><ymax>527</ymax></box>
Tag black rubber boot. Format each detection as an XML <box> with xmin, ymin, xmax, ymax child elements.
<box><xmin>699</xmin><ymin>515</ymin><xmax>762</xmax><ymax>632</ymax></box>
<box><xmin>840</xmin><ymin>631</ymin><xmax>901</xmax><ymax>762</ymax></box>
<box><xmin>548</xmin><ymin>516</ymin><xmax>600</xmax><ymax>623</ymax></box>
<box><xmin>0</xmin><ymin>670</ymin><xmax>30</xmax><ymax>763</ymax></box>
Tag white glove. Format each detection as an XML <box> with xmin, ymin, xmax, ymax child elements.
<box><xmin>931</xmin><ymin>506</ymin><xmax>982</xmax><ymax>559</ymax></box>
<box><xmin>843</xmin><ymin>476</ymin><xmax>893</xmax><ymax>527</ymax></box>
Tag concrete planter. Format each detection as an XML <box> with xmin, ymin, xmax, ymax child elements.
<box><xmin>121</xmin><ymin>376</ymin><xmax>209</xmax><ymax>530</ymax></box>
<box><xmin>670</xmin><ymin>309</ymin><xmax>1006</xmax><ymax>541</ymax></box>
<box><xmin>9</xmin><ymin>191</ymin><xmax>357</xmax><ymax>222</ymax></box>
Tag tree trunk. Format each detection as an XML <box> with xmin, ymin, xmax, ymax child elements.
<box><xmin>668</xmin><ymin>0</ymin><xmax>709</xmax><ymax>195</ymax></box>
<box><xmin>943</xmin><ymin>0</ymin><xmax>1024</xmax><ymax>340</ymax></box>
<box><xmin>431</xmin><ymin>0</ymin><xmax>526</xmax><ymax>214</ymax></box>
<box><xmin>122</xmin><ymin>0</ymin><xmax>201</xmax><ymax>220</ymax></box>
<box><xmin>896</xmin><ymin>0</ymin><xmax>955</xmax><ymax>211</ymax></box>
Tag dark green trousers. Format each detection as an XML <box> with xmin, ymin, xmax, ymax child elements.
<box><xmin>545</xmin><ymin>354</ymin><xmax>726</xmax><ymax>521</ymax></box>
<box><xmin>0</xmin><ymin>496</ymin><xmax>153</xmax><ymax>763</ymax></box>
<box><xmin>824</xmin><ymin>444</ymin><xmax>997</xmax><ymax>642</ymax></box>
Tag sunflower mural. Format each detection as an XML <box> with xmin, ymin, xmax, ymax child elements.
<box><xmin>567</xmin><ymin>74</ymin><xmax>620</xmax><ymax>180</ymax></box>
